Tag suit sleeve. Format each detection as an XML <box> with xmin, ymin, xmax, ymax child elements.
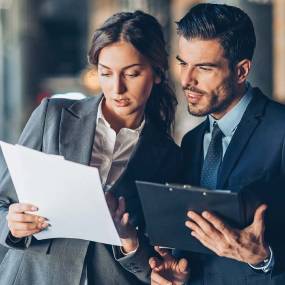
<box><xmin>112</xmin><ymin>232</ymin><xmax>155</xmax><ymax>283</ymax></box>
<box><xmin>112</xmin><ymin>142</ymin><xmax>183</xmax><ymax>283</ymax></box>
<box><xmin>0</xmin><ymin>99</ymin><xmax>49</xmax><ymax>249</ymax></box>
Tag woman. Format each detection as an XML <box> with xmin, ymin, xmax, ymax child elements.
<box><xmin>0</xmin><ymin>11</ymin><xmax>181</xmax><ymax>285</ymax></box>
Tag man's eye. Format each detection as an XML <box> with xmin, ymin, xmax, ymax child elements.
<box><xmin>178</xmin><ymin>61</ymin><xmax>187</xmax><ymax>66</ymax></box>
<box><xmin>199</xmin><ymin>66</ymin><xmax>212</xmax><ymax>71</ymax></box>
<box><xmin>100</xmin><ymin>73</ymin><xmax>111</xmax><ymax>77</ymax></box>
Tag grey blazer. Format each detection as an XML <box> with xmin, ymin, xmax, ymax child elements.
<box><xmin>0</xmin><ymin>96</ymin><xmax>181</xmax><ymax>285</ymax></box>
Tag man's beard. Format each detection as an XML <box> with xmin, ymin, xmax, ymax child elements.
<box><xmin>185</xmin><ymin>76</ymin><xmax>236</xmax><ymax>117</ymax></box>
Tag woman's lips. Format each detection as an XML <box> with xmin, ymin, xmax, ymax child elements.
<box><xmin>114</xmin><ymin>98</ymin><xmax>130</xmax><ymax>107</ymax></box>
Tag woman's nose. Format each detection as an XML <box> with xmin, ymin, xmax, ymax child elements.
<box><xmin>113</xmin><ymin>76</ymin><xmax>127</xmax><ymax>94</ymax></box>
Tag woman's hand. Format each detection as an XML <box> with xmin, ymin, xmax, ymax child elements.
<box><xmin>7</xmin><ymin>203</ymin><xmax>49</xmax><ymax>238</ymax></box>
<box><xmin>105</xmin><ymin>192</ymin><xmax>138</xmax><ymax>253</ymax></box>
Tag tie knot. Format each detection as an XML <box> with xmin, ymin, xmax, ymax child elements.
<box><xmin>212</xmin><ymin>122</ymin><xmax>223</xmax><ymax>139</ymax></box>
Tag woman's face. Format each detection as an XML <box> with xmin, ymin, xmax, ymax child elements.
<box><xmin>98</xmin><ymin>40</ymin><xmax>160</xmax><ymax>119</ymax></box>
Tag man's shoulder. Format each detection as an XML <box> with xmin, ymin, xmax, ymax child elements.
<box><xmin>183</xmin><ymin>120</ymin><xmax>207</xmax><ymax>138</ymax></box>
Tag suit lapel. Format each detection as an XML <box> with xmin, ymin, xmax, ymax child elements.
<box><xmin>110</xmin><ymin>123</ymin><xmax>168</xmax><ymax>198</ymax></box>
<box><xmin>59</xmin><ymin>95</ymin><xmax>102</xmax><ymax>165</ymax></box>
<box><xmin>218</xmin><ymin>89</ymin><xmax>268</xmax><ymax>188</ymax></box>
<box><xmin>184</xmin><ymin>119</ymin><xmax>208</xmax><ymax>186</ymax></box>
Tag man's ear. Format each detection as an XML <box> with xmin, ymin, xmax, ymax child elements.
<box><xmin>235</xmin><ymin>59</ymin><xmax>251</xmax><ymax>84</ymax></box>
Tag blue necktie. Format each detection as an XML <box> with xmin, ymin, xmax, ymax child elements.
<box><xmin>200</xmin><ymin>122</ymin><xmax>224</xmax><ymax>189</ymax></box>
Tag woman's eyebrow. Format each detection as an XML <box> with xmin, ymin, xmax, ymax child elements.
<box><xmin>98</xmin><ymin>63</ymin><xmax>144</xmax><ymax>70</ymax></box>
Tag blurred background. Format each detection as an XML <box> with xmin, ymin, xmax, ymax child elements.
<box><xmin>0</xmin><ymin>0</ymin><xmax>284</xmax><ymax>144</ymax></box>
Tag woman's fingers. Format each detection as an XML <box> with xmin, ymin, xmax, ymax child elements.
<box><xmin>116</xmin><ymin>196</ymin><xmax>126</xmax><ymax>218</ymax></box>
<box><xmin>10</xmin><ymin>213</ymin><xmax>45</xmax><ymax>223</ymax></box>
<box><xmin>105</xmin><ymin>192</ymin><xmax>118</xmax><ymax>214</ymax></box>
<box><xmin>9</xmin><ymin>203</ymin><xmax>38</xmax><ymax>214</ymax></box>
<box><xmin>7</xmin><ymin>203</ymin><xmax>49</xmax><ymax>238</ymax></box>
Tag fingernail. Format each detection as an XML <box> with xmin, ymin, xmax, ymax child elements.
<box><xmin>41</xmin><ymin>222</ymin><xmax>49</xmax><ymax>228</ymax></box>
<box><xmin>31</xmin><ymin>206</ymin><xmax>38</xmax><ymax>211</ymax></box>
<box><xmin>202</xmin><ymin>211</ymin><xmax>209</xmax><ymax>218</ymax></box>
<box><xmin>38</xmin><ymin>217</ymin><xmax>45</xmax><ymax>222</ymax></box>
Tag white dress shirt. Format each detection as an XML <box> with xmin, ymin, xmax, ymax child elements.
<box><xmin>89</xmin><ymin>99</ymin><xmax>145</xmax><ymax>190</ymax></box>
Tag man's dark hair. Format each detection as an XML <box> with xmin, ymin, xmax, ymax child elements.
<box><xmin>176</xmin><ymin>3</ymin><xmax>256</xmax><ymax>68</ymax></box>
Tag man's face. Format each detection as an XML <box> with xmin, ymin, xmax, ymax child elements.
<box><xmin>177</xmin><ymin>37</ymin><xmax>239</xmax><ymax>119</ymax></box>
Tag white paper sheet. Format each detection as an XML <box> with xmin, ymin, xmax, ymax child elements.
<box><xmin>0</xmin><ymin>141</ymin><xmax>122</xmax><ymax>246</ymax></box>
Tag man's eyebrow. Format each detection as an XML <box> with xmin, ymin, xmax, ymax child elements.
<box><xmin>195</xmin><ymin>63</ymin><xmax>219</xmax><ymax>67</ymax></box>
<box><xmin>98</xmin><ymin>63</ymin><xmax>144</xmax><ymax>69</ymax></box>
<box><xmin>176</xmin><ymin>55</ymin><xmax>186</xmax><ymax>63</ymax></box>
<box><xmin>175</xmin><ymin>56</ymin><xmax>219</xmax><ymax>67</ymax></box>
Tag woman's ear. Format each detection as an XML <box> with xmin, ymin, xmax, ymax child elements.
<box><xmin>235</xmin><ymin>59</ymin><xmax>251</xmax><ymax>84</ymax></box>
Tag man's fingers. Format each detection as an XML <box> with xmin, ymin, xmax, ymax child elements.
<box><xmin>252</xmin><ymin>204</ymin><xmax>267</xmax><ymax>233</ymax></box>
<box><xmin>154</xmin><ymin>246</ymin><xmax>173</xmax><ymax>261</ymax></box>
<box><xmin>185</xmin><ymin>220</ymin><xmax>208</xmax><ymax>240</ymax></box>
<box><xmin>151</xmin><ymin>271</ymin><xmax>172</xmax><ymax>285</ymax></box>
<box><xmin>187</xmin><ymin>211</ymin><xmax>214</xmax><ymax>235</ymax></box>
<box><xmin>149</xmin><ymin>257</ymin><xmax>162</xmax><ymax>269</ymax></box>
<box><xmin>9</xmin><ymin>203</ymin><xmax>38</xmax><ymax>214</ymax></box>
<box><xmin>201</xmin><ymin>211</ymin><xmax>234</xmax><ymax>238</ymax></box>
<box><xmin>177</xmin><ymin>258</ymin><xmax>189</xmax><ymax>273</ymax></box>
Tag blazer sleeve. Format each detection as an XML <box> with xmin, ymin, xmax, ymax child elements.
<box><xmin>112</xmin><ymin>140</ymin><xmax>183</xmax><ymax>283</ymax></box>
<box><xmin>0</xmin><ymin>98</ymin><xmax>49</xmax><ymax>249</ymax></box>
<box><xmin>112</xmin><ymin>231</ymin><xmax>155</xmax><ymax>284</ymax></box>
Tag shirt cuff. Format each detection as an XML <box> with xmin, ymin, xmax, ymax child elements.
<box><xmin>120</xmin><ymin>239</ymin><xmax>140</xmax><ymax>256</ymax></box>
<box><xmin>248</xmin><ymin>246</ymin><xmax>274</xmax><ymax>273</ymax></box>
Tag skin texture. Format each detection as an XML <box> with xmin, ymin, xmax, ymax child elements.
<box><xmin>149</xmin><ymin>37</ymin><xmax>269</xmax><ymax>284</ymax></box>
<box><xmin>149</xmin><ymin>247</ymin><xmax>189</xmax><ymax>285</ymax></box>
<box><xmin>177</xmin><ymin>37</ymin><xmax>248</xmax><ymax>120</ymax></box>
<box><xmin>98</xmin><ymin>40</ymin><xmax>160</xmax><ymax>133</ymax></box>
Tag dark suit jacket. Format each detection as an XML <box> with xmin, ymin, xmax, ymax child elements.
<box><xmin>0</xmin><ymin>96</ymin><xmax>181</xmax><ymax>285</ymax></box>
<box><xmin>181</xmin><ymin>88</ymin><xmax>285</xmax><ymax>285</ymax></box>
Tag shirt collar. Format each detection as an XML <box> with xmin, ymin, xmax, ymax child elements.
<box><xmin>96</xmin><ymin>97</ymin><xmax>145</xmax><ymax>133</ymax></box>
<box><xmin>209</xmin><ymin>82</ymin><xmax>253</xmax><ymax>136</ymax></box>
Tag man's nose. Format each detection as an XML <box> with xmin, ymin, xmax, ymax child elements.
<box><xmin>113</xmin><ymin>75</ymin><xmax>127</xmax><ymax>94</ymax></box>
<box><xmin>181</xmin><ymin>67</ymin><xmax>198</xmax><ymax>87</ymax></box>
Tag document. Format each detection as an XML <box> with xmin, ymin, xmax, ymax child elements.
<box><xmin>0</xmin><ymin>141</ymin><xmax>122</xmax><ymax>246</ymax></box>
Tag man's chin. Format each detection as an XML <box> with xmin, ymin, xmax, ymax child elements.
<box><xmin>187</xmin><ymin>105</ymin><xmax>209</xmax><ymax>117</ymax></box>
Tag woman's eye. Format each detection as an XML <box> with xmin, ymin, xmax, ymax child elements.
<box><xmin>100</xmin><ymin>73</ymin><xmax>111</xmax><ymax>77</ymax></box>
<box><xmin>125</xmin><ymin>73</ymin><xmax>140</xmax><ymax>77</ymax></box>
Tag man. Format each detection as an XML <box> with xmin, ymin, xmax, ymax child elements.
<box><xmin>150</xmin><ymin>3</ymin><xmax>285</xmax><ymax>285</ymax></box>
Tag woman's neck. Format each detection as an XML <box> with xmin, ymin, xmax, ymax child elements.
<box><xmin>102</xmin><ymin>101</ymin><xmax>144</xmax><ymax>134</ymax></box>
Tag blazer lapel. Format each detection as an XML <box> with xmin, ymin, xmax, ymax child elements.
<box><xmin>110</xmin><ymin>123</ymin><xmax>168</xmax><ymax>198</ymax></box>
<box><xmin>59</xmin><ymin>95</ymin><xmax>102</xmax><ymax>165</ymax></box>
<box><xmin>184</xmin><ymin>119</ymin><xmax>208</xmax><ymax>186</ymax></box>
<box><xmin>218</xmin><ymin>89</ymin><xmax>268</xmax><ymax>189</ymax></box>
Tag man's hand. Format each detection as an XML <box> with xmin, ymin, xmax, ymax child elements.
<box><xmin>185</xmin><ymin>204</ymin><xmax>269</xmax><ymax>265</ymax></box>
<box><xmin>7</xmin><ymin>203</ymin><xmax>49</xmax><ymax>238</ymax></box>
<box><xmin>105</xmin><ymin>192</ymin><xmax>138</xmax><ymax>253</ymax></box>
<box><xmin>149</xmin><ymin>246</ymin><xmax>189</xmax><ymax>285</ymax></box>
